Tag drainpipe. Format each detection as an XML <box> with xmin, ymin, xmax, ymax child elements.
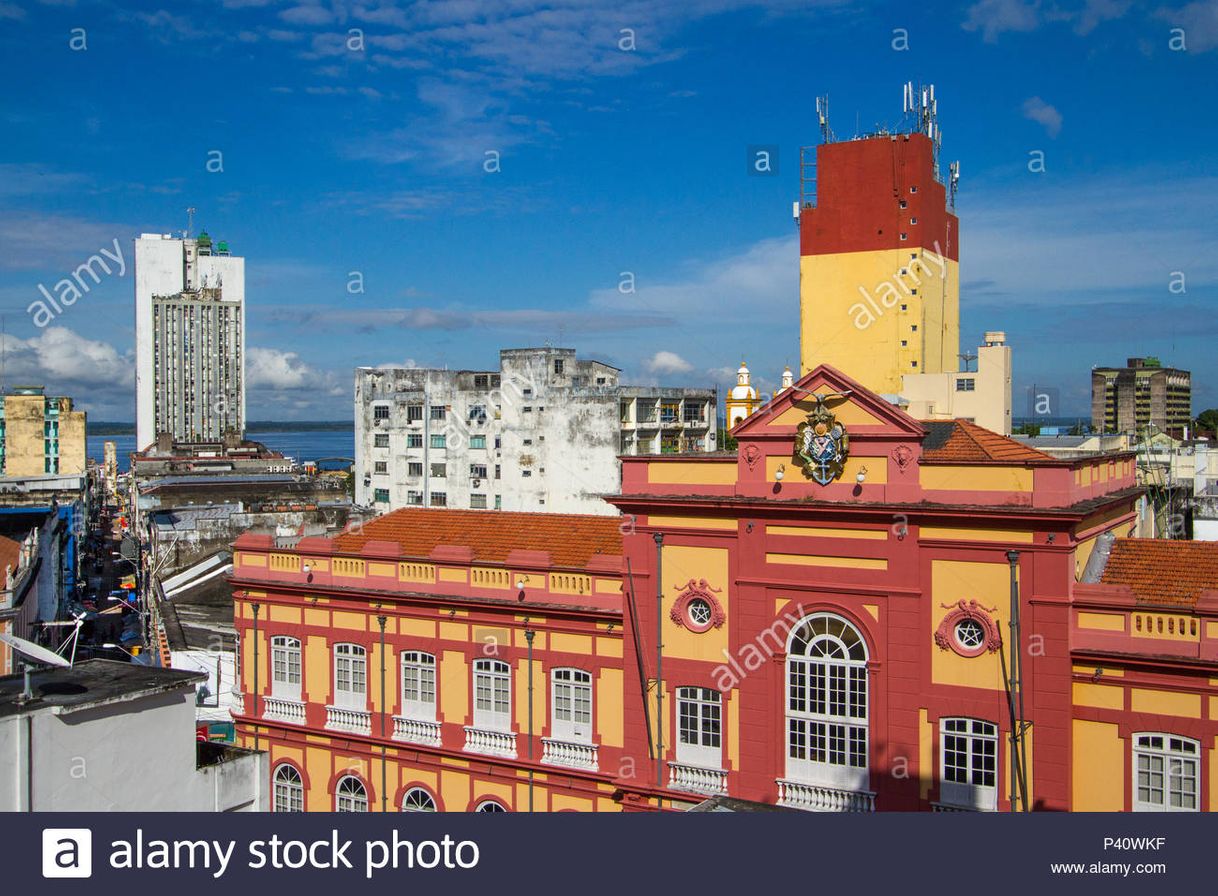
<box><xmin>377</xmin><ymin>613</ymin><xmax>387</xmax><ymax>812</ymax></box>
<box><xmin>251</xmin><ymin>602</ymin><xmax>260</xmax><ymax>754</ymax></box>
<box><xmin>525</xmin><ymin>623</ymin><xmax>536</xmax><ymax>812</ymax></box>
<box><xmin>653</xmin><ymin>532</ymin><xmax>664</xmax><ymax>792</ymax></box>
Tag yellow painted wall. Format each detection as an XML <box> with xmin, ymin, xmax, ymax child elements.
<box><xmin>920</xmin><ymin>525</ymin><xmax>1033</xmax><ymax>544</ymax></box>
<box><xmin>800</xmin><ymin>249</ymin><xmax>959</xmax><ymax>394</ymax></box>
<box><xmin>660</xmin><ymin>544</ymin><xmax>730</xmax><ymax>662</ymax></box>
<box><xmin>771</xmin><ymin>395</ymin><xmax>883</xmax><ymax>428</ymax></box>
<box><xmin>930</xmin><ymin>559</ymin><xmax>1008</xmax><ymax>690</ymax></box>
<box><xmin>514</xmin><ymin>655</ymin><xmax>547</xmax><ymax>733</ymax></box>
<box><xmin>440</xmin><ymin>650</ymin><xmax>469</xmax><ymax>725</ymax></box>
<box><xmin>649</xmin><ymin>515</ymin><xmax>737</xmax><ymax>531</ymax></box>
<box><xmin>1072</xmin><ymin>682</ymin><xmax>1124</xmax><ymax>710</ymax></box>
<box><xmin>647</xmin><ymin>461</ymin><xmax>737</xmax><ymax>486</ymax></box>
<box><xmin>598</xmin><ymin>668</ymin><xmax>624</xmax><ymax>748</ymax></box>
<box><xmin>550</xmin><ymin>632</ymin><xmax>592</xmax><ymax>655</ymax></box>
<box><xmin>919</xmin><ymin>709</ymin><xmax>932</xmax><ymax>800</ymax></box>
<box><xmin>305</xmin><ymin>635</ymin><xmax>329</xmax><ymax>703</ymax></box>
<box><xmin>766</xmin><ymin>553</ymin><xmax>888</xmax><ymax>570</ymax></box>
<box><xmin>1072</xmin><ymin>720</ymin><xmax>1124</xmax><ymax>811</ymax></box>
<box><xmin>1130</xmin><ymin>688</ymin><xmax>1201</xmax><ymax>719</ymax></box>
<box><xmin>767</xmin><ymin>525</ymin><xmax>887</xmax><ymax>540</ymax></box>
<box><xmin>765</xmin><ymin>453</ymin><xmax>886</xmax><ymax>484</ymax></box>
<box><xmin>920</xmin><ymin>465</ymin><xmax>1033</xmax><ymax>492</ymax></box>
<box><xmin>1077</xmin><ymin>612</ymin><xmax>1125</xmax><ymax>633</ymax></box>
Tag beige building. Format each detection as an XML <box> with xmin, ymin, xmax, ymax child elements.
<box><xmin>0</xmin><ymin>387</ymin><xmax>86</xmax><ymax>477</ymax></box>
<box><xmin>900</xmin><ymin>331</ymin><xmax>1012</xmax><ymax>435</ymax></box>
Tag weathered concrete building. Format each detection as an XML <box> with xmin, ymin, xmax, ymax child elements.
<box><xmin>1092</xmin><ymin>357</ymin><xmax>1192</xmax><ymax>437</ymax></box>
<box><xmin>135</xmin><ymin>231</ymin><xmax>245</xmax><ymax>450</ymax></box>
<box><xmin>354</xmin><ymin>347</ymin><xmax>717</xmax><ymax>516</ymax></box>
<box><xmin>0</xmin><ymin>386</ymin><xmax>86</xmax><ymax>477</ymax></box>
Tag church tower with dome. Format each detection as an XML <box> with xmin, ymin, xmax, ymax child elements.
<box><xmin>725</xmin><ymin>362</ymin><xmax>763</xmax><ymax>429</ymax></box>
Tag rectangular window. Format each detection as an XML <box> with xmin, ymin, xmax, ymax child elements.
<box><xmin>407</xmin><ymin>433</ymin><xmax>423</xmax><ymax>448</ymax></box>
<box><xmin>473</xmin><ymin>659</ymin><xmax>512</xmax><ymax>732</ymax></box>
<box><xmin>372</xmin><ymin>461</ymin><xmax>387</xmax><ymax>475</ymax></box>
<box><xmin>554</xmin><ymin>359</ymin><xmax>565</xmax><ymax>374</ymax></box>
<box><xmin>373</xmin><ymin>405</ymin><xmax>390</xmax><ymax>420</ymax></box>
<box><xmin>469</xmin><ymin>435</ymin><xmax>486</xmax><ymax>449</ymax></box>
<box><xmin>271</xmin><ymin>637</ymin><xmax>302</xmax><ymax>702</ymax></box>
<box><xmin>400</xmin><ymin>652</ymin><xmax>436</xmax><ymax>721</ymax></box>
<box><xmin>374</xmin><ymin>433</ymin><xmax>389</xmax><ymax>448</ymax></box>
<box><xmin>552</xmin><ymin>669</ymin><xmax>593</xmax><ymax>743</ymax></box>
<box><xmin>682</xmin><ymin>401</ymin><xmax>704</xmax><ymax>424</ymax></box>
<box><xmin>406</xmin><ymin>404</ymin><xmax>423</xmax><ymax>422</ymax></box>
<box><xmin>470</xmin><ymin>494</ymin><xmax>487</xmax><ymax>509</ymax></box>
<box><xmin>474</xmin><ymin>374</ymin><xmax>490</xmax><ymax>389</ymax></box>
<box><xmin>470</xmin><ymin>464</ymin><xmax>488</xmax><ymax>479</ymax></box>
<box><xmin>676</xmin><ymin>686</ymin><xmax>722</xmax><ymax>768</ymax></box>
<box><xmin>430</xmin><ymin>463</ymin><xmax>446</xmax><ymax>478</ymax></box>
<box><xmin>494</xmin><ymin>465</ymin><xmax>501</xmax><ymax>479</ymax></box>
<box><xmin>373</xmin><ymin>488</ymin><xmax>390</xmax><ymax>503</ymax></box>
<box><xmin>408</xmin><ymin>462</ymin><xmax>423</xmax><ymax>477</ymax></box>
<box><xmin>522</xmin><ymin>470</ymin><xmax>532</xmax><ymax>478</ymax></box>
<box><xmin>333</xmin><ymin>644</ymin><xmax>367</xmax><ymax>710</ymax></box>
<box><xmin>430</xmin><ymin>492</ymin><xmax>447</xmax><ymax>507</ymax></box>
<box><xmin>406</xmin><ymin>491</ymin><xmax>423</xmax><ymax>505</ymax></box>
<box><xmin>430</xmin><ymin>405</ymin><xmax>446</xmax><ymax>421</ymax></box>
<box><xmin>1134</xmin><ymin>734</ymin><xmax>1199</xmax><ymax>812</ymax></box>
<box><xmin>956</xmin><ymin>378</ymin><xmax>976</xmax><ymax>392</ymax></box>
<box><xmin>430</xmin><ymin>434</ymin><xmax>446</xmax><ymax>449</ymax></box>
<box><xmin>469</xmin><ymin>405</ymin><xmax>487</xmax><ymax>424</ymax></box>
<box><xmin>939</xmin><ymin>718</ymin><xmax>997</xmax><ymax>810</ymax></box>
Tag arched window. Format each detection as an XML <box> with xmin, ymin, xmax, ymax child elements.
<box><xmin>475</xmin><ymin>799</ymin><xmax>507</xmax><ymax>813</ymax></box>
<box><xmin>1134</xmin><ymin>733</ymin><xmax>1200</xmax><ymax>812</ymax></box>
<box><xmin>401</xmin><ymin>787</ymin><xmax>437</xmax><ymax>812</ymax></box>
<box><xmin>551</xmin><ymin>668</ymin><xmax>593</xmax><ymax>743</ymax></box>
<box><xmin>786</xmin><ymin>613</ymin><xmax>869</xmax><ymax>791</ymax></box>
<box><xmin>271</xmin><ymin>636</ymin><xmax>301</xmax><ymax>701</ymax></box>
<box><xmin>333</xmin><ymin>643</ymin><xmax>367</xmax><ymax>709</ymax></box>
<box><xmin>401</xmin><ymin>651</ymin><xmax>437</xmax><ymax>721</ymax></box>
<box><xmin>473</xmin><ymin>658</ymin><xmax>511</xmax><ymax>732</ymax></box>
<box><xmin>273</xmin><ymin>764</ymin><xmax>303</xmax><ymax>812</ymax></box>
<box><xmin>335</xmin><ymin>775</ymin><xmax>368</xmax><ymax>812</ymax></box>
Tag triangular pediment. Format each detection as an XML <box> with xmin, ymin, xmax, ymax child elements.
<box><xmin>731</xmin><ymin>364</ymin><xmax>925</xmax><ymax>438</ymax></box>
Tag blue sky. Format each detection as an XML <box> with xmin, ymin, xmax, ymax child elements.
<box><xmin>1</xmin><ymin>0</ymin><xmax>1216</xmax><ymax>421</ymax></box>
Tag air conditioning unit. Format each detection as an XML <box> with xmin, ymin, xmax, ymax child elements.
<box><xmin>473</xmin><ymin>479</ymin><xmax>482</xmax><ymax>487</ymax></box>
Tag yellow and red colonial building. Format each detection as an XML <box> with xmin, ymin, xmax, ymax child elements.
<box><xmin>230</xmin><ymin>365</ymin><xmax>1218</xmax><ymax>812</ymax></box>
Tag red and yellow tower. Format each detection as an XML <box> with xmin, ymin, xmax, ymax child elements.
<box><xmin>799</xmin><ymin>129</ymin><xmax>959</xmax><ymax>393</ymax></box>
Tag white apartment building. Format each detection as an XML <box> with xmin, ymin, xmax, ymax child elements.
<box><xmin>355</xmin><ymin>348</ymin><xmax>717</xmax><ymax>516</ymax></box>
<box><xmin>135</xmin><ymin>231</ymin><xmax>245</xmax><ymax>450</ymax></box>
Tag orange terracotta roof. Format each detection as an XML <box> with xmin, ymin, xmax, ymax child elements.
<box><xmin>0</xmin><ymin>535</ymin><xmax>19</xmax><ymax>581</ymax></box>
<box><xmin>921</xmin><ymin>420</ymin><xmax>1052</xmax><ymax>463</ymax></box>
<box><xmin>332</xmin><ymin>508</ymin><xmax>623</xmax><ymax>569</ymax></box>
<box><xmin>1100</xmin><ymin>538</ymin><xmax>1218</xmax><ymax>607</ymax></box>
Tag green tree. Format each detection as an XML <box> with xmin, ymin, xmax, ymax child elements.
<box><xmin>1196</xmin><ymin>409</ymin><xmax>1218</xmax><ymax>433</ymax></box>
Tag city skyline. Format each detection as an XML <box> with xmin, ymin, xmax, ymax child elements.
<box><xmin>0</xmin><ymin>1</ymin><xmax>1215</xmax><ymax>421</ymax></box>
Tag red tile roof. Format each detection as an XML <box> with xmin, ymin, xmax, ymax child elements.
<box><xmin>921</xmin><ymin>420</ymin><xmax>1052</xmax><ymax>463</ymax></box>
<box><xmin>1100</xmin><ymin>538</ymin><xmax>1218</xmax><ymax>607</ymax></box>
<box><xmin>332</xmin><ymin>508</ymin><xmax>623</xmax><ymax>569</ymax></box>
<box><xmin>0</xmin><ymin>535</ymin><xmax>19</xmax><ymax>582</ymax></box>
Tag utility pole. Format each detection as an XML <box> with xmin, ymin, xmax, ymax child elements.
<box><xmin>525</xmin><ymin>621</ymin><xmax>536</xmax><ymax>812</ymax></box>
<box><xmin>653</xmin><ymin>532</ymin><xmax>664</xmax><ymax>792</ymax></box>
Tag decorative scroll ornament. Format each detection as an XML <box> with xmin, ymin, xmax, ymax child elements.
<box><xmin>743</xmin><ymin>444</ymin><xmax>762</xmax><ymax>471</ymax></box>
<box><xmin>894</xmin><ymin>444</ymin><xmax>914</xmax><ymax>473</ymax></box>
<box><xmin>795</xmin><ymin>395</ymin><xmax>850</xmax><ymax>485</ymax></box>
<box><xmin>670</xmin><ymin>579</ymin><xmax>725</xmax><ymax>633</ymax></box>
<box><xmin>934</xmin><ymin>599</ymin><xmax>1002</xmax><ymax>658</ymax></box>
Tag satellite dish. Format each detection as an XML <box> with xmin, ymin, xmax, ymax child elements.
<box><xmin>0</xmin><ymin>632</ymin><xmax>71</xmax><ymax>668</ymax></box>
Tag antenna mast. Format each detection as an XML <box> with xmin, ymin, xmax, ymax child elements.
<box><xmin>816</xmin><ymin>96</ymin><xmax>833</xmax><ymax>144</ymax></box>
<box><xmin>903</xmin><ymin>81</ymin><xmax>944</xmax><ymax>180</ymax></box>
<box><xmin>186</xmin><ymin>207</ymin><xmax>196</xmax><ymax>239</ymax></box>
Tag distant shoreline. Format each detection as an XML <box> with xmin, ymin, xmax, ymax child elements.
<box><xmin>88</xmin><ymin>421</ymin><xmax>355</xmax><ymax>436</ymax></box>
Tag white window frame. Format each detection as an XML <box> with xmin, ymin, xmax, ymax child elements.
<box><xmin>475</xmin><ymin>799</ymin><xmax>507</xmax><ymax>812</ymax></box>
<box><xmin>473</xmin><ymin>658</ymin><xmax>512</xmax><ymax>732</ymax></box>
<box><xmin>675</xmin><ymin>686</ymin><xmax>722</xmax><ymax>769</ymax></box>
<box><xmin>333</xmin><ymin>643</ymin><xmax>367</xmax><ymax>710</ymax></box>
<box><xmin>785</xmin><ymin>613</ymin><xmax>869</xmax><ymax>791</ymax></box>
<box><xmin>401</xmin><ymin>787</ymin><xmax>437</xmax><ymax>812</ymax></box>
<box><xmin>271</xmin><ymin>636</ymin><xmax>302</xmax><ymax>701</ymax></box>
<box><xmin>551</xmin><ymin>668</ymin><xmax>593</xmax><ymax>744</ymax></box>
<box><xmin>939</xmin><ymin>717</ymin><xmax>998</xmax><ymax>810</ymax></box>
<box><xmin>335</xmin><ymin>775</ymin><xmax>368</xmax><ymax>812</ymax></box>
<box><xmin>273</xmin><ymin>764</ymin><xmax>303</xmax><ymax>812</ymax></box>
<box><xmin>1133</xmin><ymin>733</ymin><xmax>1200</xmax><ymax>812</ymax></box>
<box><xmin>400</xmin><ymin>651</ymin><xmax>436</xmax><ymax>721</ymax></box>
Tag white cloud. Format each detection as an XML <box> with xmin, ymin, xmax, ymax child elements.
<box><xmin>962</xmin><ymin>0</ymin><xmax>1040</xmax><ymax>42</ymax></box>
<box><xmin>1158</xmin><ymin>1</ymin><xmax>1218</xmax><ymax>51</ymax></box>
<box><xmin>247</xmin><ymin>346</ymin><xmax>336</xmax><ymax>392</ymax></box>
<box><xmin>645</xmin><ymin>350</ymin><xmax>694</xmax><ymax>374</ymax></box>
<box><xmin>1022</xmin><ymin>96</ymin><xmax>1062</xmax><ymax>137</ymax></box>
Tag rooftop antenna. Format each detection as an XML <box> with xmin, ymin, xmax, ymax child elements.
<box><xmin>186</xmin><ymin>207</ymin><xmax>197</xmax><ymax>239</ymax></box>
<box><xmin>904</xmin><ymin>81</ymin><xmax>944</xmax><ymax>180</ymax></box>
<box><xmin>948</xmin><ymin>160</ymin><xmax>961</xmax><ymax>209</ymax></box>
<box><xmin>816</xmin><ymin>96</ymin><xmax>834</xmax><ymax>144</ymax></box>
<box><xmin>0</xmin><ymin>632</ymin><xmax>71</xmax><ymax>703</ymax></box>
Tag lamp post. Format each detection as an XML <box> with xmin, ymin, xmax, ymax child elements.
<box><xmin>251</xmin><ymin>602</ymin><xmax>261</xmax><ymax>754</ymax></box>
<box><xmin>377</xmin><ymin>612</ymin><xmax>387</xmax><ymax>813</ymax></box>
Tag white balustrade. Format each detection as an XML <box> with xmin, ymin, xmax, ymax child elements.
<box><xmin>668</xmin><ymin>762</ymin><xmax>728</xmax><ymax>795</ymax></box>
<box><xmin>776</xmin><ymin>779</ymin><xmax>875</xmax><ymax>812</ymax></box>
<box><xmin>393</xmin><ymin>716</ymin><xmax>442</xmax><ymax>747</ymax></box>
<box><xmin>463</xmin><ymin>726</ymin><xmax>517</xmax><ymax>758</ymax></box>
<box><xmin>541</xmin><ymin>738</ymin><xmax>599</xmax><ymax>771</ymax></box>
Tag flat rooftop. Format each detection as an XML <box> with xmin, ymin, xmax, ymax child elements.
<box><xmin>0</xmin><ymin>659</ymin><xmax>203</xmax><ymax>718</ymax></box>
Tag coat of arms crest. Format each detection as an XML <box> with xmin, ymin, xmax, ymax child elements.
<box><xmin>794</xmin><ymin>395</ymin><xmax>850</xmax><ymax>485</ymax></box>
